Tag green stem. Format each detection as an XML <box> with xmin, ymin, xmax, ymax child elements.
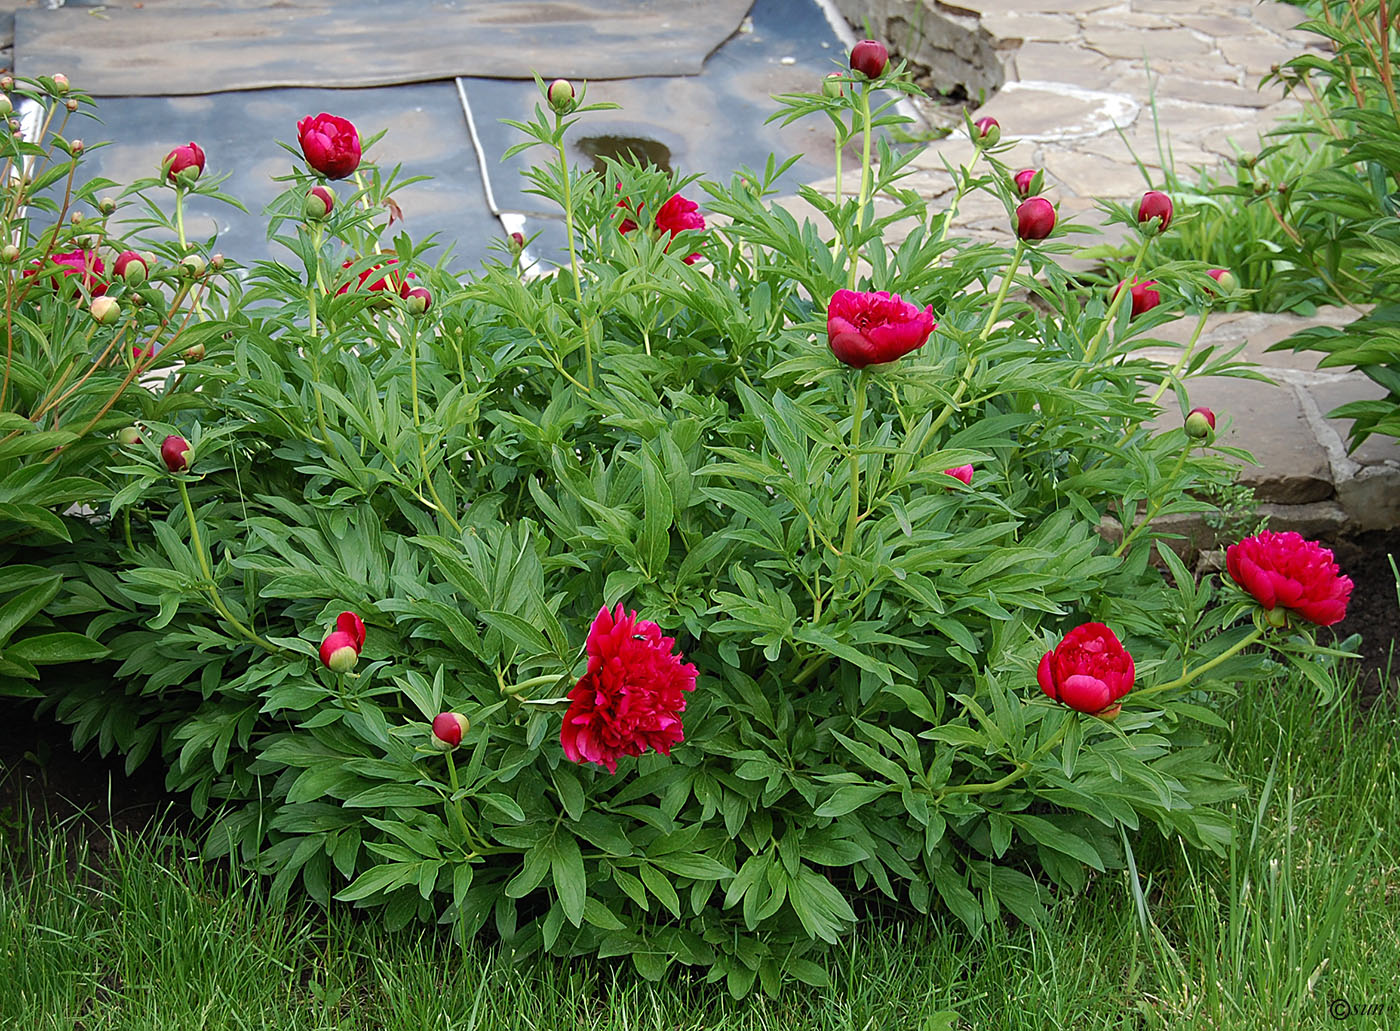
<box><xmin>1134</xmin><ymin>626</ymin><xmax>1266</xmax><ymax>700</ymax></box>
<box><xmin>307</xmin><ymin>223</ymin><xmax>324</xmax><ymax>337</ymax></box>
<box><xmin>1114</xmin><ymin>445</ymin><xmax>1191</xmax><ymax>558</ymax></box>
<box><xmin>176</xmin><ymin>479</ymin><xmax>284</xmax><ymax>655</ymax></box>
<box><xmin>939</xmin><ymin>714</ymin><xmax>1073</xmax><ymax>798</ymax></box>
<box><xmin>407</xmin><ymin>321</ymin><xmax>462</xmax><ymax>533</ymax></box>
<box><xmin>1147</xmin><ymin>307</ymin><xmax>1210</xmax><ymax>406</ymax></box>
<box><xmin>555</xmin><ymin>133</ymin><xmax>593</xmax><ymax>391</ymax></box>
<box><xmin>1069</xmin><ymin>234</ymin><xmax>1154</xmax><ymax>390</ymax></box>
<box><xmin>919</xmin><ymin>238</ymin><xmax>1025</xmax><ymax>451</ymax></box>
<box><xmin>444</xmin><ymin>750</ymin><xmax>483</xmax><ymax>857</ymax></box>
<box><xmin>841</xmin><ymin>369</ymin><xmax>869</xmax><ymax>556</ymax></box>
<box><xmin>847</xmin><ymin>86</ymin><xmax>876</xmax><ymax>291</ymax></box>
<box><xmin>175</xmin><ymin>185</ymin><xmax>187</xmax><ymax>250</ymax></box>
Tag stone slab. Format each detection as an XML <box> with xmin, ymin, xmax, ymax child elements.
<box><xmin>1307</xmin><ymin>377</ymin><xmax>1400</xmax><ymax>469</ymax></box>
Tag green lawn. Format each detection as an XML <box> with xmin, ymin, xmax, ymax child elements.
<box><xmin>3</xmin><ymin>669</ymin><xmax>1396</xmax><ymax>1030</ymax></box>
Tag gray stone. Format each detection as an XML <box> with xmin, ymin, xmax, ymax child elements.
<box><xmin>1083</xmin><ymin>27</ymin><xmax>1217</xmax><ymax>62</ymax></box>
<box><xmin>1011</xmin><ymin>42</ymin><xmax>1118</xmax><ymax>89</ymax></box>
<box><xmin>1335</xmin><ymin>465</ymin><xmax>1400</xmax><ymax>531</ymax></box>
<box><xmin>1307</xmin><ymin>377</ymin><xmax>1400</xmax><ymax>469</ymax></box>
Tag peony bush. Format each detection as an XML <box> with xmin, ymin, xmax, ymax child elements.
<box><xmin>4</xmin><ymin>59</ymin><xmax>1359</xmax><ymax>995</ymax></box>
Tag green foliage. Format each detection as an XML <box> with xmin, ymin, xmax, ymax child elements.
<box><xmin>4</xmin><ymin>71</ymin><xmax>1319</xmax><ymax>994</ymax></box>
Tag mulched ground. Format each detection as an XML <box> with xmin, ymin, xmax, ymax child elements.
<box><xmin>2</xmin><ymin>533</ymin><xmax>1396</xmax><ymax>839</ymax></box>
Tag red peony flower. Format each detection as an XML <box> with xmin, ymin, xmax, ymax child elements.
<box><xmin>297</xmin><ymin>113</ymin><xmax>361</xmax><ymax>180</ymax></box>
<box><xmin>943</xmin><ymin>464</ymin><xmax>973</xmax><ymax>486</ymax></box>
<box><xmin>164</xmin><ymin>141</ymin><xmax>205</xmax><ymax>184</ymax></box>
<box><xmin>319</xmin><ymin>631</ymin><xmax>359</xmax><ymax>673</ymax></box>
<box><xmin>335</xmin><ymin>611</ymin><xmax>366</xmax><ymax>652</ymax></box>
<box><xmin>1225</xmin><ymin>531</ymin><xmax>1352</xmax><ymax>627</ymax></box>
<box><xmin>1137</xmin><ymin>190</ymin><xmax>1173</xmax><ymax>231</ymax></box>
<box><xmin>560</xmin><ymin>604</ymin><xmax>698</xmax><ymax>774</ymax></box>
<box><xmin>1037</xmin><ymin>622</ymin><xmax>1135</xmax><ymax>717</ymax></box>
<box><xmin>27</xmin><ymin>249</ymin><xmax>107</xmax><ymax>296</ymax></box>
<box><xmin>826</xmin><ymin>289</ymin><xmax>936</xmax><ymax>369</ymax></box>
<box><xmin>653</xmin><ymin>193</ymin><xmax>706</xmax><ymax>264</ymax></box>
<box><xmin>336</xmin><ymin>258</ymin><xmax>414</xmax><ymax>296</ymax></box>
<box><xmin>849</xmin><ymin>39</ymin><xmax>889</xmax><ymax>79</ymax></box>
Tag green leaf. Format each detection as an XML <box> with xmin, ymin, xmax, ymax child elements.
<box><xmin>550</xmin><ymin>831</ymin><xmax>587</xmax><ymax>927</ymax></box>
<box><xmin>0</xmin><ymin>576</ymin><xmax>61</xmax><ymax>647</ymax></box>
<box><xmin>4</xmin><ymin>631</ymin><xmax>108</xmax><ymax>665</ymax></box>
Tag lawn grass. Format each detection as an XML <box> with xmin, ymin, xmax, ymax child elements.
<box><xmin>2</xmin><ymin>669</ymin><xmax>1395</xmax><ymax>1030</ymax></box>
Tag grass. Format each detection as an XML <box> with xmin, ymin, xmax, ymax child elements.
<box><xmin>2</xmin><ymin>669</ymin><xmax>1396</xmax><ymax>1030</ymax></box>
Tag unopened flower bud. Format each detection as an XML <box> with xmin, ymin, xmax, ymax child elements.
<box><xmin>161</xmin><ymin>434</ymin><xmax>190</xmax><ymax>473</ymax></box>
<box><xmin>2</xmin><ymin>244</ymin><xmax>19</xmax><ymax>263</ymax></box>
<box><xmin>404</xmin><ymin>286</ymin><xmax>432</xmax><ymax>316</ymax></box>
<box><xmin>8</xmin><ymin>118</ymin><xmax>20</xmax><ymax>132</ymax></box>
<box><xmin>0</xmin><ymin>96</ymin><xmax>11</xmax><ymax>117</ymax></box>
<box><xmin>89</xmin><ymin>296</ymin><xmax>121</xmax><ymax>325</ymax></box>
<box><xmin>209</xmin><ymin>253</ymin><xmax>224</xmax><ymax>271</ymax></box>
<box><xmin>319</xmin><ymin>630</ymin><xmax>360</xmax><ymax>673</ymax></box>
<box><xmin>973</xmin><ymin>117</ymin><xmax>999</xmax><ymax>145</ymax></box>
<box><xmin>822</xmin><ymin>72</ymin><xmax>846</xmax><ymax>99</ymax></box>
<box><xmin>51</xmin><ymin>73</ymin><xmax>70</xmax><ymax>95</ymax></box>
<box><xmin>184</xmin><ymin>342</ymin><xmax>206</xmax><ymax>362</ymax></box>
<box><xmin>65</xmin><ymin>98</ymin><xmax>78</xmax><ymax>113</ymax></box>
<box><xmin>116</xmin><ymin>426</ymin><xmax>142</xmax><ymax>446</ymax></box>
<box><xmin>1013</xmin><ymin>168</ymin><xmax>1040</xmax><ymax>198</ymax></box>
<box><xmin>70</xmin><ymin>210</ymin><xmax>85</xmax><ymax>225</ymax></box>
<box><xmin>546</xmin><ymin>78</ymin><xmax>575</xmax><ymax>113</ymax></box>
<box><xmin>180</xmin><ymin>254</ymin><xmax>207</xmax><ymax>277</ymax></box>
<box><xmin>1137</xmin><ymin>190</ymin><xmax>1173</xmax><ymax>232</ymax></box>
<box><xmin>1015</xmin><ymin>197</ymin><xmax>1055</xmax><ymax>240</ymax></box>
<box><xmin>98</xmin><ymin>196</ymin><xmax>117</xmax><ymax>215</ymax></box>
<box><xmin>0</xmin><ymin>76</ymin><xmax>12</xmax><ymax>92</ymax></box>
<box><xmin>508</xmin><ymin>231</ymin><xmax>525</xmax><ymax>254</ymax></box>
<box><xmin>115</xmin><ymin>250</ymin><xmax>148</xmax><ymax>285</ymax></box>
<box><xmin>305</xmin><ymin>184</ymin><xmax>335</xmax><ymax>220</ymax></box>
<box><xmin>849</xmin><ymin>39</ymin><xmax>888</xmax><ymax>80</ymax></box>
<box><xmin>1206</xmin><ymin>268</ymin><xmax>1238</xmax><ymax>294</ymax></box>
<box><xmin>1185</xmin><ymin>406</ymin><xmax>1216</xmax><ymax>440</ymax></box>
<box><xmin>430</xmin><ymin>712</ymin><xmax>470</xmax><ymax>750</ymax></box>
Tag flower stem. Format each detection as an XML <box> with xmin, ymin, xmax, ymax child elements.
<box><xmin>841</xmin><ymin>369</ymin><xmax>870</xmax><ymax>556</ymax></box>
<box><xmin>1134</xmin><ymin>626</ymin><xmax>1266</xmax><ymax>700</ymax></box>
<box><xmin>847</xmin><ymin>85</ymin><xmax>876</xmax><ymax>291</ymax></box>
<box><xmin>938</xmin><ymin>714</ymin><xmax>1073</xmax><ymax>798</ymax></box>
<box><xmin>1113</xmin><ymin>444</ymin><xmax>1191</xmax><ymax>558</ymax></box>
<box><xmin>555</xmin><ymin>133</ymin><xmax>593</xmax><ymax>391</ymax></box>
<box><xmin>175</xmin><ymin>185</ymin><xmax>187</xmax><ymax>250</ymax></box>
<box><xmin>1069</xmin><ymin>233</ymin><xmax>1154</xmax><ymax>390</ymax></box>
<box><xmin>1147</xmin><ymin>307</ymin><xmax>1210</xmax><ymax>406</ymax></box>
<box><xmin>444</xmin><ymin>750</ymin><xmax>483</xmax><ymax>857</ymax></box>
<box><xmin>176</xmin><ymin>478</ymin><xmax>284</xmax><ymax>655</ymax></box>
<box><xmin>919</xmin><ymin>237</ymin><xmax>1025</xmax><ymax>451</ymax></box>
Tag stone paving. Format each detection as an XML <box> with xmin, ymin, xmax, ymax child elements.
<box><xmin>810</xmin><ymin>0</ymin><xmax>1400</xmax><ymax>539</ymax></box>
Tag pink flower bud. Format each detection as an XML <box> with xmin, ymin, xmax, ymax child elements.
<box><xmin>849</xmin><ymin>40</ymin><xmax>888</xmax><ymax>79</ymax></box>
<box><xmin>51</xmin><ymin>73</ymin><xmax>70</xmax><ymax>95</ymax></box>
<box><xmin>1015</xmin><ymin>197</ymin><xmax>1055</xmax><ymax>240</ymax></box>
<box><xmin>547</xmin><ymin>79</ymin><xmax>575</xmax><ymax>113</ymax></box>
<box><xmin>1207</xmin><ymin>268</ymin><xmax>1238</xmax><ymax>294</ymax></box>
<box><xmin>114</xmin><ymin>250</ymin><xmax>148</xmax><ymax>286</ymax></box>
<box><xmin>89</xmin><ymin>296</ymin><xmax>120</xmax><ymax>325</ymax></box>
<box><xmin>1137</xmin><ymin>190</ymin><xmax>1172</xmax><ymax>232</ymax></box>
<box><xmin>161</xmin><ymin>434</ymin><xmax>190</xmax><ymax>473</ymax></box>
<box><xmin>1114</xmin><ymin>278</ymin><xmax>1161</xmax><ymax>319</ymax></box>
<box><xmin>319</xmin><ymin>630</ymin><xmax>359</xmax><ymax>673</ymax></box>
<box><xmin>163</xmin><ymin>142</ymin><xmax>205</xmax><ymax>185</ymax></box>
<box><xmin>431</xmin><ymin>712</ymin><xmax>470</xmax><ymax>750</ymax></box>
<box><xmin>1185</xmin><ymin>406</ymin><xmax>1216</xmax><ymax>439</ymax></box>
<box><xmin>1013</xmin><ymin>168</ymin><xmax>1040</xmax><ymax>198</ymax></box>
<box><xmin>943</xmin><ymin>464</ymin><xmax>974</xmax><ymax>486</ymax></box>
<box><xmin>973</xmin><ymin>117</ymin><xmax>999</xmax><ymax>145</ymax></box>
<box><xmin>822</xmin><ymin>72</ymin><xmax>846</xmax><ymax>99</ymax></box>
<box><xmin>404</xmin><ymin>286</ymin><xmax>432</xmax><ymax>316</ymax></box>
<box><xmin>305</xmin><ymin>184</ymin><xmax>335</xmax><ymax>220</ymax></box>
<box><xmin>508</xmin><ymin>231</ymin><xmax>525</xmax><ymax>253</ymax></box>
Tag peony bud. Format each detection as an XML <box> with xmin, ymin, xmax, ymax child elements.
<box><xmin>98</xmin><ymin>196</ymin><xmax>117</xmax><ymax>215</ymax></box>
<box><xmin>1185</xmin><ymin>406</ymin><xmax>1216</xmax><ymax>440</ymax></box>
<box><xmin>430</xmin><ymin>712</ymin><xmax>470</xmax><ymax>750</ymax></box>
<box><xmin>822</xmin><ymin>72</ymin><xmax>846</xmax><ymax>99</ymax></box>
<box><xmin>1013</xmin><ymin>168</ymin><xmax>1040</xmax><ymax>198</ymax></box>
<box><xmin>1115</xmin><ymin>278</ymin><xmax>1161</xmax><ymax>319</ymax></box>
<box><xmin>0</xmin><ymin>95</ymin><xmax>11</xmax><ymax>117</ymax></box>
<box><xmin>161</xmin><ymin>434</ymin><xmax>190</xmax><ymax>473</ymax></box>
<box><xmin>404</xmin><ymin>286</ymin><xmax>432</xmax><ymax>316</ymax></box>
<box><xmin>89</xmin><ymin>296</ymin><xmax>121</xmax><ymax>325</ymax></box>
<box><xmin>70</xmin><ymin>138</ymin><xmax>84</xmax><ymax>155</ymax></box>
<box><xmin>115</xmin><ymin>250</ymin><xmax>148</xmax><ymax>285</ymax></box>
<box><xmin>319</xmin><ymin>630</ymin><xmax>359</xmax><ymax>673</ymax></box>
<box><xmin>116</xmin><ymin>426</ymin><xmax>142</xmax><ymax>446</ymax></box>
<box><xmin>546</xmin><ymin>79</ymin><xmax>575</xmax><ymax>113</ymax></box>
<box><xmin>180</xmin><ymin>254</ymin><xmax>207</xmax><ymax>277</ymax></box>
<box><xmin>1137</xmin><ymin>190</ymin><xmax>1172</xmax><ymax>232</ymax></box>
<box><xmin>65</xmin><ymin>98</ymin><xmax>79</xmax><ymax>113</ymax></box>
<box><xmin>184</xmin><ymin>342</ymin><xmax>206</xmax><ymax>362</ymax></box>
<box><xmin>973</xmin><ymin>117</ymin><xmax>999</xmax><ymax>145</ymax></box>
<box><xmin>335</xmin><ymin>611</ymin><xmax>366</xmax><ymax>652</ymax></box>
<box><xmin>163</xmin><ymin>141</ymin><xmax>206</xmax><ymax>186</ymax></box>
<box><xmin>1206</xmin><ymin>268</ymin><xmax>1238</xmax><ymax>294</ymax></box>
<box><xmin>51</xmin><ymin>73</ymin><xmax>70</xmax><ymax>95</ymax></box>
<box><xmin>849</xmin><ymin>39</ymin><xmax>889</xmax><ymax>80</ymax></box>
<box><xmin>1015</xmin><ymin>197</ymin><xmax>1055</xmax><ymax>240</ymax></box>
<box><xmin>305</xmin><ymin>184</ymin><xmax>335</xmax><ymax>220</ymax></box>
<box><xmin>508</xmin><ymin>231</ymin><xmax>525</xmax><ymax>254</ymax></box>
<box><xmin>209</xmin><ymin>253</ymin><xmax>225</xmax><ymax>271</ymax></box>
<box><xmin>943</xmin><ymin>464</ymin><xmax>974</xmax><ymax>486</ymax></box>
<box><xmin>2</xmin><ymin>244</ymin><xmax>19</xmax><ymax>263</ymax></box>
